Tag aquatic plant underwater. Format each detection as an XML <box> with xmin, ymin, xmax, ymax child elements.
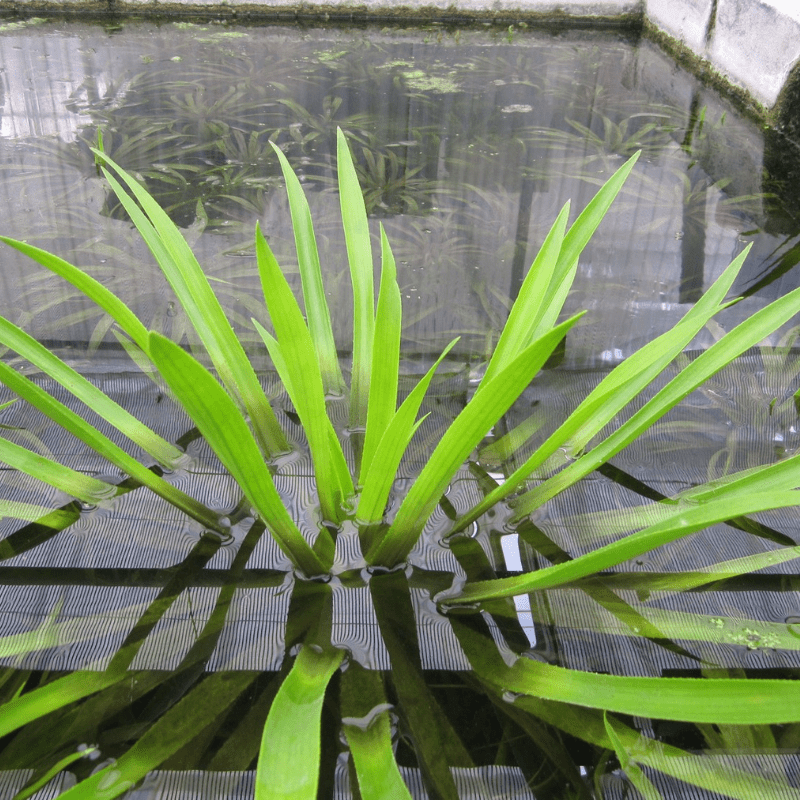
<box><xmin>2</xmin><ymin>129</ymin><xmax>800</xmax><ymax>799</ymax></box>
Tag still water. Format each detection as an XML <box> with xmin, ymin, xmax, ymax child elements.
<box><xmin>0</xmin><ymin>16</ymin><xmax>800</xmax><ymax>799</ymax></box>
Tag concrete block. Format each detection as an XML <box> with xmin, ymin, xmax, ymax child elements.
<box><xmin>645</xmin><ymin>0</ymin><xmax>714</xmax><ymax>53</ymax></box>
<box><xmin>708</xmin><ymin>0</ymin><xmax>800</xmax><ymax>108</ymax></box>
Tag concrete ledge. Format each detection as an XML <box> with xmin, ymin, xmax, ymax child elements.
<box><xmin>644</xmin><ymin>0</ymin><xmax>800</xmax><ymax>112</ymax></box>
<box><xmin>709</xmin><ymin>0</ymin><xmax>800</xmax><ymax>108</ymax></box>
<box><xmin>0</xmin><ymin>0</ymin><xmax>642</xmax><ymax>20</ymax></box>
<box><xmin>645</xmin><ymin>0</ymin><xmax>712</xmax><ymax>53</ymax></box>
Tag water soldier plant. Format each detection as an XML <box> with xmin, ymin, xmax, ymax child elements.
<box><xmin>2</xmin><ymin>130</ymin><xmax>800</xmax><ymax>798</ymax></box>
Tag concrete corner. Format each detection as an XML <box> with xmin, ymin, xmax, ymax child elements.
<box><xmin>645</xmin><ymin>0</ymin><xmax>714</xmax><ymax>53</ymax></box>
<box><xmin>708</xmin><ymin>0</ymin><xmax>800</xmax><ymax>108</ymax></box>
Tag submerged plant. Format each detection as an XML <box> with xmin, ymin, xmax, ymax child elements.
<box><xmin>2</xmin><ymin>130</ymin><xmax>800</xmax><ymax>798</ymax></box>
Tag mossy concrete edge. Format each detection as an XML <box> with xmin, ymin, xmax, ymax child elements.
<box><xmin>642</xmin><ymin>16</ymin><xmax>772</xmax><ymax>128</ymax></box>
<box><xmin>0</xmin><ymin>1</ymin><xmax>642</xmax><ymax>27</ymax></box>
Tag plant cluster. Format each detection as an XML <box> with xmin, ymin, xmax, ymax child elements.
<box><xmin>0</xmin><ymin>129</ymin><xmax>799</xmax><ymax>798</ymax></box>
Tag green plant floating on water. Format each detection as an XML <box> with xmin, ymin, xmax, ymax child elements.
<box><xmin>3</xmin><ymin>130</ymin><xmax>800</xmax><ymax>799</ymax></box>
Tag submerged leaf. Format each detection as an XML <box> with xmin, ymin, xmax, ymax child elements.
<box><xmin>255</xmin><ymin>645</ymin><xmax>343</xmax><ymax>800</ymax></box>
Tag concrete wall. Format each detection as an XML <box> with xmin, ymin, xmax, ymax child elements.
<box><xmin>646</xmin><ymin>0</ymin><xmax>800</xmax><ymax>110</ymax></box>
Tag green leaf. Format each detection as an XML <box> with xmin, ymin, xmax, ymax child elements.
<box><xmin>490</xmin><ymin>656</ymin><xmax>800</xmax><ymax>724</ymax></box>
<box><xmin>255</xmin><ymin>645</ymin><xmax>343</xmax><ymax>800</ymax></box>
<box><xmin>341</xmin><ymin>664</ymin><xmax>412</xmax><ymax>800</ymax></box>
<box><xmin>95</xmin><ymin>151</ymin><xmax>288</xmax><ymax>458</ymax></box>
<box><xmin>368</xmin><ymin>316</ymin><xmax>581</xmax><ymax>567</ymax></box>
<box><xmin>58</xmin><ymin>672</ymin><xmax>256</xmax><ymax>800</ymax></box>
<box><xmin>360</xmin><ymin>226</ymin><xmax>402</xmax><ymax>483</ymax></box>
<box><xmin>337</xmin><ymin>128</ymin><xmax>375</xmax><ymax>429</ymax></box>
<box><xmin>603</xmin><ymin>713</ymin><xmax>663</xmax><ymax>800</ymax></box>
<box><xmin>452</xmin><ymin>244</ymin><xmax>750</xmax><ymax>533</ymax></box>
<box><xmin>0</xmin><ymin>237</ymin><xmax>150</xmax><ymax>351</ymax></box>
<box><xmin>147</xmin><ymin>332</ymin><xmax>328</xmax><ymax>576</ymax></box>
<box><xmin>514</xmin><ymin>269</ymin><xmax>800</xmax><ymax>518</ymax></box>
<box><xmin>257</xmin><ymin>325</ymin><xmax>351</xmax><ymax>527</ymax></box>
<box><xmin>583</xmin><ymin>544</ymin><xmax>800</xmax><ymax>594</ymax></box>
<box><xmin>516</xmin><ymin>695</ymin><xmax>797</xmax><ymax>800</ymax></box>
<box><xmin>0</xmin><ymin>359</ymin><xmax>226</xmax><ymax>536</ymax></box>
<box><xmin>0</xmin><ymin>500</ymin><xmax>76</xmax><ymax>524</ymax></box>
<box><xmin>13</xmin><ymin>746</ymin><xmax>99</xmax><ymax>800</ymax></box>
<box><xmin>479</xmin><ymin>201</ymin><xmax>569</xmax><ymax>388</ymax></box>
<box><xmin>254</xmin><ymin>225</ymin><xmax>353</xmax><ymax>522</ymax></box>
<box><xmin>0</xmin><ymin>314</ymin><xmax>184</xmax><ymax>468</ymax></box>
<box><xmin>454</xmin><ymin>618</ymin><xmax>798</xmax><ymax>799</ymax></box>
<box><xmin>531</xmin><ymin>152</ymin><xmax>640</xmax><ymax>338</ymax></box>
<box><xmin>682</xmin><ymin>449</ymin><xmax>800</xmax><ymax>503</ymax></box>
<box><xmin>0</xmin><ymin>435</ymin><xmax>117</xmax><ymax>504</ymax></box>
<box><xmin>357</xmin><ymin>339</ymin><xmax>457</xmax><ymax>527</ymax></box>
<box><xmin>270</xmin><ymin>143</ymin><xmax>345</xmax><ymax>396</ymax></box>
<box><xmin>449</xmin><ymin>492</ymin><xmax>800</xmax><ymax>603</ymax></box>
<box><xmin>371</xmin><ymin>571</ymin><xmax>471</xmax><ymax>800</ymax></box>
<box><xmin>0</xmin><ymin>672</ymin><xmax>123</xmax><ymax>739</ymax></box>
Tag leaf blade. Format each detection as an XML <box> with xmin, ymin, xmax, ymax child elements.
<box><xmin>255</xmin><ymin>646</ymin><xmax>344</xmax><ymax>800</ymax></box>
<box><xmin>147</xmin><ymin>332</ymin><xmax>327</xmax><ymax>575</ymax></box>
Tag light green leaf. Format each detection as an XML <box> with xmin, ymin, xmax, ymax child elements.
<box><xmin>368</xmin><ymin>316</ymin><xmax>581</xmax><ymax>567</ymax></box>
<box><xmin>337</xmin><ymin>128</ymin><xmax>375</xmax><ymax>430</ymax></box>
<box><xmin>270</xmin><ymin>143</ymin><xmax>345</xmax><ymax>396</ymax></box>
<box><xmin>255</xmin><ymin>645</ymin><xmax>344</xmax><ymax>800</ymax></box>
<box><xmin>449</xmin><ymin>492</ymin><xmax>800</xmax><ymax>603</ymax></box>
<box><xmin>147</xmin><ymin>332</ymin><xmax>328</xmax><ymax>576</ymax></box>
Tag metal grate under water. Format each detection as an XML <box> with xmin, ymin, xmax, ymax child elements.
<box><xmin>2</xmin><ymin>355</ymin><xmax>800</xmax><ymax>798</ymax></box>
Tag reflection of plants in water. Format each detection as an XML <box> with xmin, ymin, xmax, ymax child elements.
<box><xmin>529</xmin><ymin>113</ymin><xmax>676</xmax><ymax>171</ymax></box>
<box><xmin>347</xmin><ymin>144</ymin><xmax>439</xmax><ymax>215</ymax></box>
<box><xmin>15</xmin><ymin>198</ymin><xmax>264</xmax><ymax>350</ymax></box>
<box><xmin>640</xmin><ymin>338</ymin><xmax>800</xmax><ymax>483</ymax></box>
<box><xmin>617</xmin><ymin>166</ymin><xmax>772</xmax><ymax>240</ymax></box>
<box><xmin>2</xmin><ymin>135</ymin><xmax>800</xmax><ymax>799</ymax></box>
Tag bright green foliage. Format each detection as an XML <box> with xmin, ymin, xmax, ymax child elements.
<box><xmin>1</xmin><ymin>132</ymin><xmax>800</xmax><ymax>799</ymax></box>
<box><xmin>255</xmin><ymin>645</ymin><xmax>343</xmax><ymax>800</ymax></box>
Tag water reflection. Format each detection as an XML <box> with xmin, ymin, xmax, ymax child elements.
<box><xmin>1</xmin><ymin>18</ymin><xmax>800</xmax><ymax>799</ymax></box>
<box><xmin>0</xmin><ymin>20</ymin><xmax>796</xmax><ymax>368</ymax></box>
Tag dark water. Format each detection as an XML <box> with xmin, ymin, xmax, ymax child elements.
<box><xmin>1</xmin><ymin>17</ymin><xmax>800</xmax><ymax>799</ymax></box>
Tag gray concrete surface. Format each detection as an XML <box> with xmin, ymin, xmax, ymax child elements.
<box><xmin>646</xmin><ymin>0</ymin><xmax>714</xmax><ymax>54</ymax></box>
<box><xmin>708</xmin><ymin>0</ymin><xmax>800</xmax><ymax>107</ymax></box>
<box><xmin>645</xmin><ymin>0</ymin><xmax>800</xmax><ymax>109</ymax></box>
